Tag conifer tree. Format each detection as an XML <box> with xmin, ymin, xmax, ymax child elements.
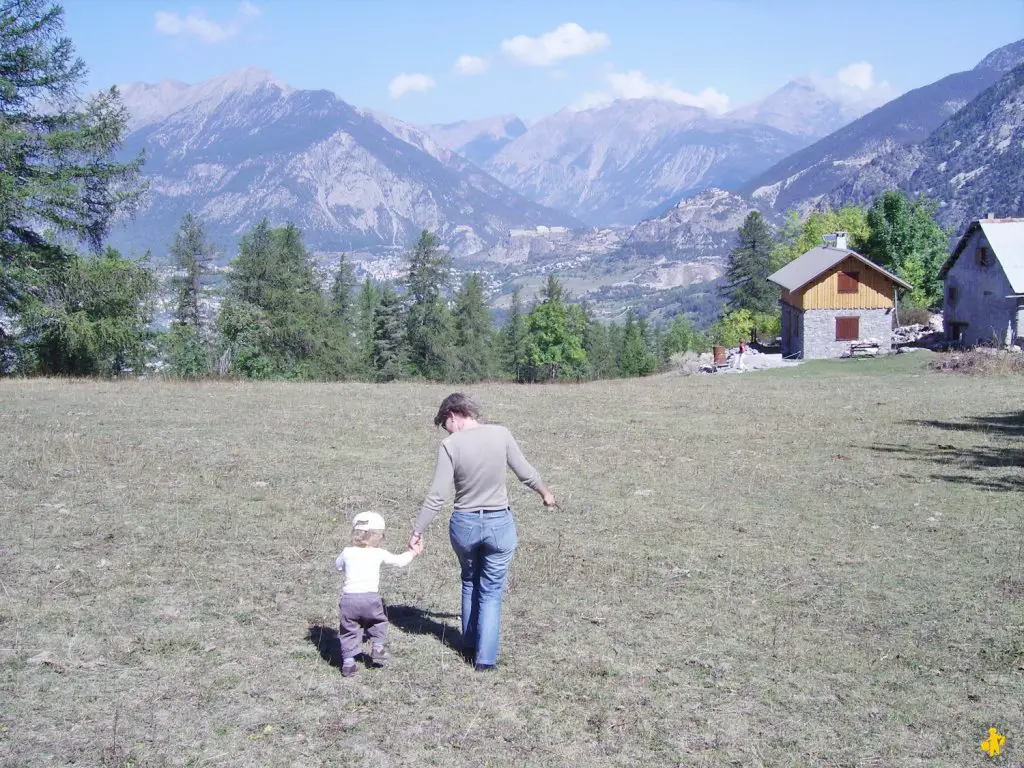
<box><xmin>1</xmin><ymin>1</ymin><xmax>145</xmax><ymax>368</ymax></box>
<box><xmin>452</xmin><ymin>273</ymin><xmax>495</xmax><ymax>382</ymax></box>
<box><xmin>405</xmin><ymin>230</ymin><xmax>454</xmax><ymax>380</ymax></box>
<box><xmin>169</xmin><ymin>214</ymin><xmax>214</xmax><ymax>331</ymax></box>
<box><xmin>618</xmin><ymin>309</ymin><xmax>658</xmax><ymax>377</ymax></box>
<box><xmin>354</xmin><ymin>277</ymin><xmax>380</xmax><ymax>374</ymax></box>
<box><xmin>721</xmin><ymin>211</ymin><xmax>778</xmax><ymax>315</ymax></box>
<box><xmin>500</xmin><ymin>289</ymin><xmax>530</xmax><ymax>382</ymax></box>
<box><xmin>372</xmin><ymin>286</ymin><xmax>408</xmax><ymax>382</ymax></box>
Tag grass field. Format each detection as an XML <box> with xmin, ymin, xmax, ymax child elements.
<box><xmin>1</xmin><ymin>355</ymin><xmax>1022</xmax><ymax>766</ymax></box>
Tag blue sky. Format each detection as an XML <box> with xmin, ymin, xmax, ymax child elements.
<box><xmin>63</xmin><ymin>0</ymin><xmax>1024</xmax><ymax>124</ymax></box>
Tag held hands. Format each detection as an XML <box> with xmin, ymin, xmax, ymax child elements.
<box><xmin>541</xmin><ymin>490</ymin><xmax>557</xmax><ymax>508</ymax></box>
<box><xmin>408</xmin><ymin>532</ymin><xmax>423</xmax><ymax>555</ymax></box>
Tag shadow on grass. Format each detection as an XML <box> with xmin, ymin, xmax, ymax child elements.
<box><xmin>868</xmin><ymin>410</ymin><xmax>1024</xmax><ymax>492</ymax></box>
<box><xmin>306</xmin><ymin>624</ymin><xmax>345</xmax><ymax>669</ymax></box>
<box><xmin>386</xmin><ymin>604</ymin><xmax>473</xmax><ymax>664</ymax></box>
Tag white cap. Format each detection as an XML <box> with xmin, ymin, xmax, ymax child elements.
<box><xmin>352</xmin><ymin>511</ymin><xmax>386</xmax><ymax>531</ymax></box>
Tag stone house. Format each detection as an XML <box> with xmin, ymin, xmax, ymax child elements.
<box><xmin>939</xmin><ymin>216</ymin><xmax>1024</xmax><ymax>347</ymax></box>
<box><xmin>768</xmin><ymin>232</ymin><xmax>913</xmax><ymax>359</ymax></box>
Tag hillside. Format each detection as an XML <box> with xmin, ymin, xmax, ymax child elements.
<box><xmin>832</xmin><ymin>63</ymin><xmax>1024</xmax><ymax>230</ymax></box>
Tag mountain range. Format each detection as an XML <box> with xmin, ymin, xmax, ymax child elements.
<box><xmin>109</xmin><ymin>37</ymin><xmax>1024</xmax><ymax>312</ymax></box>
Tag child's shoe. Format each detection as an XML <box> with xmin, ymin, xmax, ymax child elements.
<box><xmin>370</xmin><ymin>645</ymin><xmax>389</xmax><ymax>666</ymax></box>
<box><xmin>341</xmin><ymin>658</ymin><xmax>357</xmax><ymax>677</ymax></box>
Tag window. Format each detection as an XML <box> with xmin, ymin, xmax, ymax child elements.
<box><xmin>975</xmin><ymin>247</ymin><xmax>991</xmax><ymax>267</ymax></box>
<box><xmin>947</xmin><ymin>286</ymin><xmax>958</xmax><ymax>305</ymax></box>
<box><xmin>837</xmin><ymin>271</ymin><xmax>860</xmax><ymax>294</ymax></box>
<box><xmin>836</xmin><ymin>316</ymin><xmax>859</xmax><ymax>341</ymax></box>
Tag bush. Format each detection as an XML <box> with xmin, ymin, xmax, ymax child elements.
<box><xmin>897</xmin><ymin>303</ymin><xmax>933</xmax><ymax>328</ymax></box>
<box><xmin>929</xmin><ymin>350</ymin><xmax>1024</xmax><ymax>375</ymax></box>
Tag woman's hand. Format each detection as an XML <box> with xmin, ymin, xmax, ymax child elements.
<box><xmin>541</xmin><ymin>490</ymin><xmax>556</xmax><ymax>507</ymax></box>
<box><xmin>409</xmin><ymin>532</ymin><xmax>423</xmax><ymax>551</ymax></box>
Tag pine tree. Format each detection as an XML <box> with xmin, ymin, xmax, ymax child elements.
<box><xmin>618</xmin><ymin>309</ymin><xmax>658</xmax><ymax>377</ymax></box>
<box><xmin>721</xmin><ymin>211</ymin><xmax>778</xmax><ymax>315</ymax></box>
<box><xmin>1</xmin><ymin>1</ymin><xmax>145</xmax><ymax>368</ymax></box>
<box><xmin>372</xmin><ymin>286</ymin><xmax>408</xmax><ymax>382</ymax></box>
<box><xmin>330</xmin><ymin>252</ymin><xmax>357</xmax><ymax>322</ymax></box>
<box><xmin>405</xmin><ymin>230</ymin><xmax>454</xmax><ymax>380</ymax></box>
<box><xmin>217</xmin><ymin>220</ymin><xmax>337</xmax><ymax>378</ymax></box>
<box><xmin>581</xmin><ymin>303</ymin><xmax>617</xmax><ymax>380</ymax></box>
<box><xmin>169</xmin><ymin>214</ymin><xmax>213</xmax><ymax>331</ymax></box>
<box><xmin>23</xmin><ymin>248</ymin><xmax>156</xmax><ymax>376</ymax></box>
<box><xmin>500</xmin><ymin>289</ymin><xmax>530</xmax><ymax>382</ymax></box>
<box><xmin>453</xmin><ymin>273</ymin><xmax>495</xmax><ymax>382</ymax></box>
<box><xmin>354</xmin><ymin>278</ymin><xmax>380</xmax><ymax>374</ymax></box>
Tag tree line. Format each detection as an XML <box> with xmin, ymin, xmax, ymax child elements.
<box><xmin>8</xmin><ymin>215</ymin><xmax>706</xmax><ymax>381</ymax></box>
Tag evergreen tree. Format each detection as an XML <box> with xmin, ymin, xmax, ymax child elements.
<box><xmin>618</xmin><ymin>309</ymin><xmax>658</xmax><ymax>377</ymax></box>
<box><xmin>721</xmin><ymin>211</ymin><xmax>778</xmax><ymax>315</ymax></box>
<box><xmin>405</xmin><ymin>230</ymin><xmax>454</xmax><ymax>380</ymax></box>
<box><xmin>1</xmin><ymin>1</ymin><xmax>145</xmax><ymax>367</ymax></box>
<box><xmin>217</xmin><ymin>220</ymin><xmax>338</xmax><ymax>378</ymax></box>
<box><xmin>582</xmin><ymin>308</ymin><xmax>617</xmax><ymax>380</ymax></box>
<box><xmin>21</xmin><ymin>248</ymin><xmax>156</xmax><ymax>376</ymax></box>
<box><xmin>499</xmin><ymin>288</ymin><xmax>530</xmax><ymax>382</ymax></box>
<box><xmin>168</xmin><ymin>213</ymin><xmax>213</xmax><ymax>331</ymax></box>
<box><xmin>452</xmin><ymin>273</ymin><xmax>495</xmax><ymax>382</ymax></box>
<box><xmin>862</xmin><ymin>190</ymin><xmax>948</xmax><ymax>308</ymax></box>
<box><xmin>371</xmin><ymin>286</ymin><xmax>408</xmax><ymax>382</ymax></box>
<box><xmin>354</xmin><ymin>277</ymin><xmax>380</xmax><ymax>375</ymax></box>
<box><xmin>330</xmin><ymin>252</ymin><xmax>357</xmax><ymax>322</ymax></box>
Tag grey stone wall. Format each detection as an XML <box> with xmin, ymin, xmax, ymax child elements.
<box><xmin>943</xmin><ymin>228</ymin><xmax>1018</xmax><ymax>346</ymax></box>
<box><xmin>802</xmin><ymin>308</ymin><xmax>893</xmax><ymax>359</ymax></box>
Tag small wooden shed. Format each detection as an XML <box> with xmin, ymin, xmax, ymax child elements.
<box><xmin>767</xmin><ymin>232</ymin><xmax>913</xmax><ymax>360</ymax></box>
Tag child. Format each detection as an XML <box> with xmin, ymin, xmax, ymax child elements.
<box><xmin>335</xmin><ymin>511</ymin><xmax>420</xmax><ymax>677</ymax></box>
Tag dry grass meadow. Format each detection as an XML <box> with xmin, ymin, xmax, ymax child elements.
<box><xmin>2</xmin><ymin>354</ymin><xmax>1022</xmax><ymax>767</ymax></box>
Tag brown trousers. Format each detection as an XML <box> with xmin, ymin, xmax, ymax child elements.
<box><xmin>338</xmin><ymin>593</ymin><xmax>388</xmax><ymax>659</ymax></box>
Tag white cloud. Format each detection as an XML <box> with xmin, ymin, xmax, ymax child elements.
<box><xmin>154</xmin><ymin>2</ymin><xmax>261</xmax><ymax>44</ymax></box>
<box><xmin>388</xmin><ymin>72</ymin><xmax>436</xmax><ymax>99</ymax></box>
<box><xmin>574</xmin><ymin>69</ymin><xmax>730</xmax><ymax>113</ymax></box>
<box><xmin>812</xmin><ymin>61</ymin><xmax>897</xmax><ymax>108</ymax></box>
<box><xmin>454</xmin><ymin>55</ymin><xmax>490</xmax><ymax>76</ymax></box>
<box><xmin>500</xmin><ymin>23</ymin><xmax>609</xmax><ymax>67</ymax></box>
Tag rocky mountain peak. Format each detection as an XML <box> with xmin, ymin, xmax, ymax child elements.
<box><xmin>974</xmin><ymin>38</ymin><xmax>1024</xmax><ymax>73</ymax></box>
<box><xmin>118</xmin><ymin>66</ymin><xmax>292</xmax><ymax>130</ymax></box>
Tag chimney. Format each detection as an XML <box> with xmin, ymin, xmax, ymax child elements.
<box><xmin>823</xmin><ymin>231</ymin><xmax>848</xmax><ymax>250</ymax></box>
<box><xmin>986</xmin><ymin>212</ymin><xmax>995</xmax><ymax>219</ymax></box>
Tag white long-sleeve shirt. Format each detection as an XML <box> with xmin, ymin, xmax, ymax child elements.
<box><xmin>335</xmin><ymin>546</ymin><xmax>415</xmax><ymax>594</ymax></box>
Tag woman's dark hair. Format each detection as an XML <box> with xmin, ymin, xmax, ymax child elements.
<box><xmin>434</xmin><ymin>392</ymin><xmax>482</xmax><ymax>427</ymax></box>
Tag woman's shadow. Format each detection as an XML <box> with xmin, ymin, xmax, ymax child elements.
<box><xmin>306</xmin><ymin>605</ymin><xmax>471</xmax><ymax>671</ymax></box>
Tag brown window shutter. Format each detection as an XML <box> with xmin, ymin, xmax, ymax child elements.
<box><xmin>837</xmin><ymin>271</ymin><xmax>859</xmax><ymax>293</ymax></box>
<box><xmin>836</xmin><ymin>316</ymin><xmax>859</xmax><ymax>341</ymax></box>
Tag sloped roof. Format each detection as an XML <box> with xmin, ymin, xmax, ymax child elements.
<box><xmin>939</xmin><ymin>218</ymin><xmax>1024</xmax><ymax>293</ymax></box>
<box><xmin>767</xmin><ymin>246</ymin><xmax>913</xmax><ymax>292</ymax></box>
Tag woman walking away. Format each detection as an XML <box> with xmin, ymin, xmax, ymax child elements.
<box><xmin>409</xmin><ymin>393</ymin><xmax>556</xmax><ymax>672</ymax></box>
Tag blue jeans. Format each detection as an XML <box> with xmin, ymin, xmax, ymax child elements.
<box><xmin>448</xmin><ymin>508</ymin><xmax>518</xmax><ymax>666</ymax></box>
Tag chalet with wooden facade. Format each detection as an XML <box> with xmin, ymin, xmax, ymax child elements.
<box><xmin>939</xmin><ymin>216</ymin><xmax>1024</xmax><ymax>347</ymax></box>
<box><xmin>768</xmin><ymin>232</ymin><xmax>913</xmax><ymax>360</ymax></box>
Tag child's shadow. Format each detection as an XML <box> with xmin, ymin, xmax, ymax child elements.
<box><xmin>306</xmin><ymin>607</ymin><xmax>471</xmax><ymax>671</ymax></box>
<box><xmin>386</xmin><ymin>605</ymin><xmax>473</xmax><ymax>664</ymax></box>
<box><xmin>306</xmin><ymin>624</ymin><xmax>346</xmax><ymax>669</ymax></box>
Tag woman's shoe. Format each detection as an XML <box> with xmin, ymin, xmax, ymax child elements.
<box><xmin>474</xmin><ymin>663</ymin><xmax>497</xmax><ymax>672</ymax></box>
